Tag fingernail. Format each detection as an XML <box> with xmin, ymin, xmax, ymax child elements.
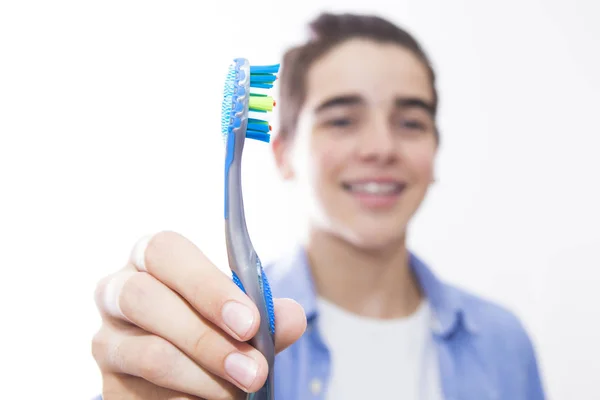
<box><xmin>225</xmin><ymin>353</ymin><xmax>258</xmax><ymax>389</ymax></box>
<box><xmin>130</xmin><ymin>234</ymin><xmax>153</xmax><ymax>272</ymax></box>
<box><xmin>222</xmin><ymin>301</ymin><xmax>255</xmax><ymax>339</ymax></box>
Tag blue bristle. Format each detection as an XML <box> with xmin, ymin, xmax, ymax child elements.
<box><xmin>231</xmin><ymin>271</ymin><xmax>246</xmax><ymax>293</ymax></box>
<box><xmin>249</xmin><ymin>74</ymin><xmax>276</xmax><ymax>83</ymax></box>
<box><xmin>248</xmin><ymin>117</ymin><xmax>268</xmax><ymax>123</ymax></box>
<box><xmin>250</xmin><ymin>83</ymin><xmax>274</xmax><ymax>89</ymax></box>
<box><xmin>246</xmin><ymin>130</ymin><xmax>271</xmax><ymax>143</ymax></box>
<box><xmin>250</xmin><ymin>64</ymin><xmax>280</xmax><ymax>74</ymax></box>
<box><xmin>259</xmin><ymin>261</ymin><xmax>275</xmax><ymax>336</ymax></box>
<box><xmin>247</xmin><ymin>122</ymin><xmax>270</xmax><ymax>133</ymax></box>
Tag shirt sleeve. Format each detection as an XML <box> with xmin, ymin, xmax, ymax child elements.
<box><xmin>520</xmin><ymin>326</ymin><xmax>546</xmax><ymax>400</ymax></box>
<box><xmin>523</xmin><ymin>332</ymin><xmax>546</xmax><ymax>400</ymax></box>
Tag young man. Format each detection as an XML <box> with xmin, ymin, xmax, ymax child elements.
<box><xmin>92</xmin><ymin>12</ymin><xmax>545</xmax><ymax>400</ymax></box>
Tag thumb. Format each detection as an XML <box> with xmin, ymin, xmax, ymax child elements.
<box><xmin>272</xmin><ymin>298</ymin><xmax>307</xmax><ymax>353</ymax></box>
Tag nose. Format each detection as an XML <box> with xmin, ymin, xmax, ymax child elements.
<box><xmin>356</xmin><ymin>114</ymin><xmax>396</xmax><ymax>164</ymax></box>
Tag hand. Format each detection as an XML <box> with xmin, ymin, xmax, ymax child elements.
<box><xmin>92</xmin><ymin>231</ymin><xmax>307</xmax><ymax>399</ymax></box>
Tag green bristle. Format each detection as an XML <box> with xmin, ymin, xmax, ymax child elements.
<box><xmin>250</xmin><ymin>73</ymin><xmax>276</xmax><ymax>84</ymax></box>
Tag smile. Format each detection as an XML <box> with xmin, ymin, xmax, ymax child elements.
<box><xmin>341</xmin><ymin>180</ymin><xmax>406</xmax><ymax>209</ymax></box>
<box><xmin>342</xmin><ymin>181</ymin><xmax>406</xmax><ymax>195</ymax></box>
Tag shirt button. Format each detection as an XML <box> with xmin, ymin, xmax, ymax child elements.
<box><xmin>310</xmin><ymin>378</ymin><xmax>322</xmax><ymax>395</ymax></box>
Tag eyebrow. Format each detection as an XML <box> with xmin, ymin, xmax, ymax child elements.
<box><xmin>314</xmin><ymin>94</ymin><xmax>364</xmax><ymax>113</ymax></box>
<box><xmin>314</xmin><ymin>94</ymin><xmax>435</xmax><ymax>115</ymax></box>
<box><xmin>395</xmin><ymin>98</ymin><xmax>435</xmax><ymax>116</ymax></box>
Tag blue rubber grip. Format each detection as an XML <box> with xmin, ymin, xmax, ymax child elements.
<box><xmin>260</xmin><ymin>263</ymin><xmax>275</xmax><ymax>335</ymax></box>
<box><xmin>231</xmin><ymin>265</ymin><xmax>275</xmax><ymax>336</ymax></box>
<box><xmin>231</xmin><ymin>270</ymin><xmax>246</xmax><ymax>293</ymax></box>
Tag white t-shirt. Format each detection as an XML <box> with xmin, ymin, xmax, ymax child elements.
<box><xmin>316</xmin><ymin>297</ymin><xmax>443</xmax><ymax>400</ymax></box>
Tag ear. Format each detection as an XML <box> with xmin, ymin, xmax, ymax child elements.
<box><xmin>272</xmin><ymin>132</ymin><xmax>295</xmax><ymax>180</ymax></box>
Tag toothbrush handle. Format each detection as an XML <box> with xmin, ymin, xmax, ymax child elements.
<box><xmin>227</xmin><ymin>245</ymin><xmax>276</xmax><ymax>400</ymax></box>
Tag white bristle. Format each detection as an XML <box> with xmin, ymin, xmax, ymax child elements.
<box><xmin>248</xmin><ymin>111</ymin><xmax>271</xmax><ymax>121</ymax></box>
<box><xmin>249</xmin><ymin>87</ymin><xmax>270</xmax><ymax>96</ymax></box>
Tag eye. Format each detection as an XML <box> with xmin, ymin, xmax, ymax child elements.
<box><xmin>393</xmin><ymin>115</ymin><xmax>433</xmax><ymax>135</ymax></box>
<box><xmin>399</xmin><ymin>119</ymin><xmax>427</xmax><ymax>131</ymax></box>
<box><xmin>327</xmin><ymin>117</ymin><xmax>353</xmax><ymax>127</ymax></box>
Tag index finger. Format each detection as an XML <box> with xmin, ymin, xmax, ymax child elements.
<box><xmin>130</xmin><ymin>231</ymin><xmax>261</xmax><ymax>342</ymax></box>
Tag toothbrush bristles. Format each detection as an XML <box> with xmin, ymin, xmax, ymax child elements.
<box><xmin>246</xmin><ymin>63</ymin><xmax>280</xmax><ymax>143</ymax></box>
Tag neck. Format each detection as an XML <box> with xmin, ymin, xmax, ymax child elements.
<box><xmin>305</xmin><ymin>228</ymin><xmax>423</xmax><ymax>319</ymax></box>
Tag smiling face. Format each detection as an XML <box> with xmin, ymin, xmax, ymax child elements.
<box><xmin>274</xmin><ymin>38</ymin><xmax>438</xmax><ymax>250</ymax></box>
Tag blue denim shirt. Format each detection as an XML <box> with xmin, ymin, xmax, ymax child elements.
<box><xmin>94</xmin><ymin>246</ymin><xmax>546</xmax><ymax>400</ymax></box>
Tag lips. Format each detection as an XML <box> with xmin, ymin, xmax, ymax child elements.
<box><xmin>342</xmin><ymin>181</ymin><xmax>406</xmax><ymax>195</ymax></box>
<box><xmin>341</xmin><ymin>179</ymin><xmax>406</xmax><ymax>209</ymax></box>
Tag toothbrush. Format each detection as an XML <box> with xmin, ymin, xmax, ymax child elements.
<box><xmin>220</xmin><ymin>57</ymin><xmax>279</xmax><ymax>400</ymax></box>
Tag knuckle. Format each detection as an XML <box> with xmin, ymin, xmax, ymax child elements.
<box><xmin>190</xmin><ymin>325</ymin><xmax>214</xmax><ymax>357</ymax></box>
<box><xmin>91</xmin><ymin>329</ymin><xmax>106</xmax><ymax>363</ymax></box>
<box><xmin>91</xmin><ymin>326</ymin><xmax>115</xmax><ymax>369</ymax></box>
<box><xmin>145</xmin><ymin>230</ymin><xmax>181</xmax><ymax>268</ymax></box>
<box><xmin>139</xmin><ymin>337</ymin><xmax>178</xmax><ymax>383</ymax></box>
<box><xmin>188</xmin><ymin>281</ymin><xmax>214</xmax><ymax>320</ymax></box>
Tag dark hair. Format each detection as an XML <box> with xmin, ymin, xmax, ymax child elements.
<box><xmin>278</xmin><ymin>12</ymin><xmax>439</xmax><ymax>141</ymax></box>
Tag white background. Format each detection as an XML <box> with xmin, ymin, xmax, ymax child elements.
<box><xmin>1</xmin><ymin>1</ymin><xmax>599</xmax><ymax>399</ymax></box>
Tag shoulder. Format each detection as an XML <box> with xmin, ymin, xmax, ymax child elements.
<box><xmin>453</xmin><ymin>285</ymin><xmax>534</xmax><ymax>349</ymax></box>
<box><xmin>412</xmin><ymin>251</ymin><xmax>535</xmax><ymax>350</ymax></box>
<box><xmin>447</xmin><ymin>284</ymin><xmax>546</xmax><ymax>397</ymax></box>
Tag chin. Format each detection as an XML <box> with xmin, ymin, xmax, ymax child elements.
<box><xmin>338</xmin><ymin>222</ymin><xmax>408</xmax><ymax>253</ymax></box>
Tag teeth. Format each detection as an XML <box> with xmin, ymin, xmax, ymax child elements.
<box><xmin>346</xmin><ymin>182</ymin><xmax>402</xmax><ymax>194</ymax></box>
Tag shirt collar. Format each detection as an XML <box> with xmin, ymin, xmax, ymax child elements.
<box><xmin>409</xmin><ymin>252</ymin><xmax>479</xmax><ymax>337</ymax></box>
<box><xmin>269</xmin><ymin>245</ymin><xmax>479</xmax><ymax>338</ymax></box>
